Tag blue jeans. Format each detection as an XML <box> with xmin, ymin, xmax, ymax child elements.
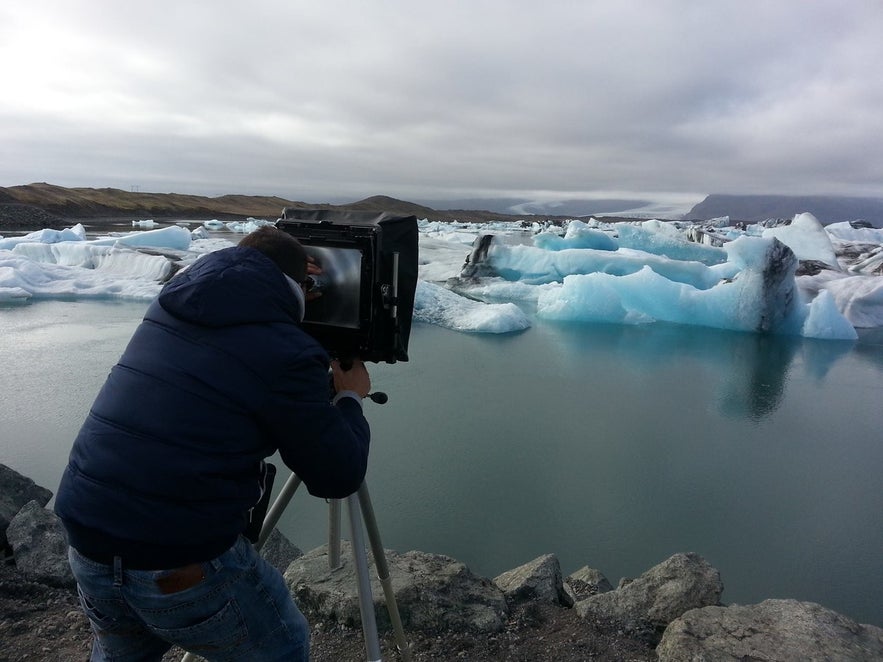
<box><xmin>68</xmin><ymin>536</ymin><xmax>309</xmax><ymax>662</ymax></box>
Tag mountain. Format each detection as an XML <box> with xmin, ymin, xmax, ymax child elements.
<box><xmin>687</xmin><ymin>194</ymin><xmax>883</xmax><ymax>226</ymax></box>
<box><xmin>415</xmin><ymin>197</ymin><xmax>652</xmax><ymax>217</ymax></box>
<box><xmin>0</xmin><ymin>182</ymin><xmax>314</xmax><ymax>222</ymax></box>
<box><xmin>10</xmin><ymin>184</ymin><xmax>882</xmax><ymax>230</ymax></box>
<box><xmin>0</xmin><ymin>183</ymin><xmax>564</xmax><ymax>228</ymax></box>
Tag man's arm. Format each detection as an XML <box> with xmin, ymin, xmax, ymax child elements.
<box><xmin>258</xmin><ymin>349</ymin><xmax>371</xmax><ymax>499</ymax></box>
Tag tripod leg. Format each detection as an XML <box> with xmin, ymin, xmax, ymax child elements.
<box><xmin>357</xmin><ymin>482</ymin><xmax>412</xmax><ymax>662</ymax></box>
<box><xmin>346</xmin><ymin>493</ymin><xmax>383</xmax><ymax>661</ymax></box>
<box><xmin>257</xmin><ymin>472</ymin><xmax>303</xmax><ymax>551</ymax></box>
<box><xmin>329</xmin><ymin>499</ymin><xmax>342</xmax><ymax>569</ymax></box>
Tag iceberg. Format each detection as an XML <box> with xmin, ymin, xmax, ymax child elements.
<box><xmin>616</xmin><ymin>220</ymin><xmax>728</xmax><ymax>266</ymax></box>
<box><xmin>1</xmin><ymin>212</ymin><xmax>881</xmax><ymax>339</ymax></box>
<box><xmin>762</xmin><ymin>212</ymin><xmax>839</xmax><ymax>270</ymax></box>
<box><xmin>448</xmin><ymin>215</ymin><xmax>883</xmax><ymax>339</ymax></box>
<box><xmin>414</xmin><ymin>281</ymin><xmax>530</xmax><ymax>333</ymax></box>
<box><xmin>0</xmin><ymin>224</ymin><xmax>223</xmax><ymax>303</ymax></box>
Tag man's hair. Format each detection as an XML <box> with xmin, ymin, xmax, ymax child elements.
<box><xmin>239</xmin><ymin>226</ymin><xmax>308</xmax><ymax>283</ymax></box>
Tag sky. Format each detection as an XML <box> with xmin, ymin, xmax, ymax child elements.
<box><xmin>2</xmin><ymin>0</ymin><xmax>883</xmax><ymax>213</ymax></box>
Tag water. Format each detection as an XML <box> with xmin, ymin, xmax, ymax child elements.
<box><xmin>2</xmin><ymin>300</ymin><xmax>881</xmax><ymax>627</ymax></box>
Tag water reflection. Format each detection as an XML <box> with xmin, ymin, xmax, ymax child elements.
<box><xmin>3</xmin><ymin>302</ymin><xmax>882</xmax><ymax>627</ymax></box>
<box><xmin>543</xmin><ymin>321</ymin><xmax>857</xmax><ymax>421</ymax></box>
<box><xmin>717</xmin><ymin>334</ymin><xmax>796</xmax><ymax>421</ymax></box>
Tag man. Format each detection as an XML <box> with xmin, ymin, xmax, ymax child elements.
<box><xmin>55</xmin><ymin>226</ymin><xmax>371</xmax><ymax>661</ymax></box>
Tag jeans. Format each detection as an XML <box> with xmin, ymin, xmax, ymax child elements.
<box><xmin>68</xmin><ymin>536</ymin><xmax>309</xmax><ymax>662</ymax></box>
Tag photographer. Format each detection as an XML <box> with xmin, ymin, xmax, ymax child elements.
<box><xmin>55</xmin><ymin>226</ymin><xmax>370</xmax><ymax>661</ymax></box>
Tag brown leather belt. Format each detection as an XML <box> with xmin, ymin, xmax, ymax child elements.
<box><xmin>155</xmin><ymin>563</ymin><xmax>206</xmax><ymax>595</ymax></box>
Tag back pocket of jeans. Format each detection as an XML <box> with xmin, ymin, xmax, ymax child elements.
<box><xmin>77</xmin><ymin>586</ymin><xmax>128</xmax><ymax>633</ymax></box>
<box><xmin>150</xmin><ymin>599</ymin><xmax>248</xmax><ymax>653</ymax></box>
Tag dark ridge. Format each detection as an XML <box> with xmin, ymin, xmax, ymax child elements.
<box><xmin>687</xmin><ymin>194</ymin><xmax>883</xmax><ymax>226</ymax></box>
<box><xmin>0</xmin><ymin>183</ymin><xmax>603</xmax><ymax>227</ymax></box>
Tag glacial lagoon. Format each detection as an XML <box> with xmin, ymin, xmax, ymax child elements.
<box><xmin>2</xmin><ymin>299</ymin><xmax>881</xmax><ymax>627</ymax></box>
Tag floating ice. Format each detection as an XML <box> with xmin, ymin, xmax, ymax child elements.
<box><xmin>0</xmin><ymin>224</ymin><xmax>87</xmax><ymax>250</ymax></box>
<box><xmin>616</xmin><ymin>220</ymin><xmax>728</xmax><ymax>266</ymax></box>
<box><xmin>0</xmin><ymin>250</ymin><xmax>169</xmax><ymax>302</ymax></box>
<box><xmin>88</xmin><ymin>225</ymin><xmax>192</xmax><ymax>251</ymax></box>
<box><xmin>825</xmin><ymin>221</ymin><xmax>883</xmax><ymax>244</ymax></box>
<box><xmin>467</xmin><ymin>239</ymin><xmax>733</xmax><ymax>289</ymax></box>
<box><xmin>0</xmin><ymin>224</ymin><xmax>225</xmax><ymax>303</ymax></box>
<box><xmin>533</xmin><ymin>220</ymin><xmax>617</xmax><ymax>251</ymax></box>
<box><xmin>2</xmin><ymin>214</ymin><xmax>882</xmax><ymax>338</ymax></box>
<box><xmin>762</xmin><ymin>213</ymin><xmax>839</xmax><ymax>269</ymax></box>
<box><xmin>226</xmin><ymin>218</ymin><xmax>275</xmax><ymax>233</ymax></box>
<box><xmin>453</xmin><ymin>225</ymin><xmax>878</xmax><ymax>339</ymax></box>
<box><xmin>801</xmin><ymin>289</ymin><xmax>860</xmax><ymax>339</ymax></box>
<box><xmin>414</xmin><ymin>280</ymin><xmax>530</xmax><ymax>333</ymax></box>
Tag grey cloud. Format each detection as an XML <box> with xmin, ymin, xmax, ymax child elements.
<box><xmin>2</xmin><ymin>1</ymin><xmax>883</xmax><ymax>206</ymax></box>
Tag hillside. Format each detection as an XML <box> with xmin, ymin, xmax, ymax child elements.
<box><xmin>687</xmin><ymin>194</ymin><xmax>883</xmax><ymax>225</ymax></box>
<box><xmin>0</xmin><ymin>183</ymin><xmax>560</xmax><ymax>228</ymax></box>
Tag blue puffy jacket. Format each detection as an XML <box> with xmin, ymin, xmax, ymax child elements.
<box><xmin>55</xmin><ymin>246</ymin><xmax>369</xmax><ymax>568</ymax></box>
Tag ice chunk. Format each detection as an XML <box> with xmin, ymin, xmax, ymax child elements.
<box><xmin>226</xmin><ymin>218</ymin><xmax>274</xmax><ymax>233</ymax></box>
<box><xmin>762</xmin><ymin>213</ymin><xmax>839</xmax><ymax>270</ymax></box>
<box><xmin>818</xmin><ymin>275</ymin><xmax>883</xmax><ymax>328</ymax></box>
<box><xmin>414</xmin><ymin>280</ymin><xmax>530</xmax><ymax>333</ymax></box>
<box><xmin>0</xmin><ymin>224</ymin><xmax>87</xmax><ymax>249</ymax></box>
<box><xmin>616</xmin><ymin>220</ymin><xmax>728</xmax><ymax>266</ymax></box>
<box><xmin>537</xmin><ymin>237</ymin><xmax>807</xmax><ymax>335</ymax></box>
<box><xmin>0</xmin><ymin>250</ymin><xmax>164</xmax><ymax>302</ymax></box>
<box><xmin>533</xmin><ymin>220</ymin><xmax>617</xmax><ymax>251</ymax></box>
<box><xmin>825</xmin><ymin>221</ymin><xmax>883</xmax><ymax>244</ymax></box>
<box><xmin>89</xmin><ymin>225</ymin><xmax>192</xmax><ymax>251</ymax></box>
<box><xmin>801</xmin><ymin>290</ymin><xmax>859</xmax><ymax>340</ymax></box>
<box><xmin>463</xmin><ymin>235</ymin><xmax>730</xmax><ymax>289</ymax></box>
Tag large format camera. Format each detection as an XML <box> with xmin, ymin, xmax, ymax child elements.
<box><xmin>276</xmin><ymin>209</ymin><xmax>418</xmax><ymax>364</ymax></box>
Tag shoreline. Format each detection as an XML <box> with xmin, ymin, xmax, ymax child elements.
<box><xmin>3</xmin><ymin>464</ymin><xmax>883</xmax><ymax>661</ymax></box>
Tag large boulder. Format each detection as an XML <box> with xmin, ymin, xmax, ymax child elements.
<box><xmin>494</xmin><ymin>553</ymin><xmax>573</xmax><ymax>607</ymax></box>
<box><xmin>575</xmin><ymin>553</ymin><xmax>722</xmax><ymax>641</ymax></box>
<box><xmin>657</xmin><ymin>599</ymin><xmax>883</xmax><ymax>661</ymax></box>
<box><xmin>259</xmin><ymin>528</ymin><xmax>303</xmax><ymax>575</ymax></box>
<box><xmin>6</xmin><ymin>501</ymin><xmax>74</xmax><ymax>587</ymax></box>
<box><xmin>1</xmin><ymin>464</ymin><xmax>53</xmax><ymax>550</ymax></box>
<box><xmin>283</xmin><ymin>542</ymin><xmax>508</xmax><ymax>633</ymax></box>
<box><xmin>564</xmin><ymin>565</ymin><xmax>614</xmax><ymax>603</ymax></box>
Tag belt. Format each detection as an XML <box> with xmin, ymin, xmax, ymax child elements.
<box><xmin>155</xmin><ymin>563</ymin><xmax>207</xmax><ymax>594</ymax></box>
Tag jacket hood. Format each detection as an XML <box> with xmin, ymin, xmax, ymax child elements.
<box><xmin>158</xmin><ymin>246</ymin><xmax>302</xmax><ymax>327</ymax></box>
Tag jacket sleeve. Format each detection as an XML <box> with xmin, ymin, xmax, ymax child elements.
<box><xmin>256</xmin><ymin>344</ymin><xmax>370</xmax><ymax>499</ymax></box>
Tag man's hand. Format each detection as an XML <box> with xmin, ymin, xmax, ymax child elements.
<box><xmin>331</xmin><ymin>360</ymin><xmax>371</xmax><ymax>399</ymax></box>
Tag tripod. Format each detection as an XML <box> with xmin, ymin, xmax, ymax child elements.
<box><xmin>181</xmin><ymin>472</ymin><xmax>412</xmax><ymax>662</ymax></box>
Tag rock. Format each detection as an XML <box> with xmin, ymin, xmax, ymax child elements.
<box><xmin>574</xmin><ymin>553</ymin><xmax>722</xmax><ymax>642</ymax></box>
<box><xmin>6</xmin><ymin>501</ymin><xmax>74</xmax><ymax>588</ymax></box>
<box><xmin>1</xmin><ymin>464</ymin><xmax>53</xmax><ymax>551</ymax></box>
<box><xmin>284</xmin><ymin>542</ymin><xmax>508</xmax><ymax>634</ymax></box>
<box><xmin>563</xmin><ymin>565</ymin><xmax>613</xmax><ymax>602</ymax></box>
<box><xmin>259</xmin><ymin>528</ymin><xmax>303</xmax><ymax>574</ymax></box>
<box><xmin>0</xmin><ymin>203</ymin><xmax>66</xmax><ymax>228</ymax></box>
<box><xmin>494</xmin><ymin>553</ymin><xmax>573</xmax><ymax>607</ymax></box>
<box><xmin>657</xmin><ymin>599</ymin><xmax>883</xmax><ymax>661</ymax></box>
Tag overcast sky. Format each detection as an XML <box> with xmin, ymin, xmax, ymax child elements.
<box><xmin>2</xmin><ymin>1</ymin><xmax>882</xmax><ymax>212</ymax></box>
